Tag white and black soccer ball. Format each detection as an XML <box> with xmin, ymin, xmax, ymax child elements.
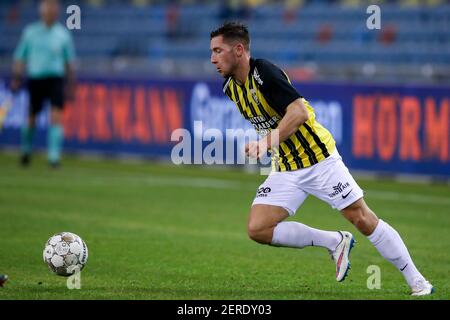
<box><xmin>43</xmin><ymin>232</ymin><xmax>88</xmax><ymax>277</ymax></box>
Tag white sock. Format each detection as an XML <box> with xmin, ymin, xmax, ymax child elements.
<box><xmin>367</xmin><ymin>219</ymin><xmax>425</xmax><ymax>288</ymax></box>
<box><xmin>271</xmin><ymin>221</ymin><xmax>342</xmax><ymax>251</ymax></box>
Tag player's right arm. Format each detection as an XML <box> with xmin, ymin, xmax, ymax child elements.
<box><xmin>10</xmin><ymin>62</ymin><xmax>24</xmax><ymax>92</ymax></box>
<box><xmin>246</xmin><ymin>99</ymin><xmax>309</xmax><ymax>159</ymax></box>
<box><xmin>11</xmin><ymin>26</ymin><xmax>30</xmax><ymax>92</ymax></box>
<box><xmin>246</xmin><ymin>59</ymin><xmax>307</xmax><ymax>159</ymax></box>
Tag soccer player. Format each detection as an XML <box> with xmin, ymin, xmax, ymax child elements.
<box><xmin>11</xmin><ymin>0</ymin><xmax>76</xmax><ymax>168</ymax></box>
<box><xmin>210</xmin><ymin>22</ymin><xmax>434</xmax><ymax>296</ymax></box>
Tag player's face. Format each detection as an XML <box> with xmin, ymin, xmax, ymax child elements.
<box><xmin>40</xmin><ymin>0</ymin><xmax>60</xmax><ymax>25</ymax></box>
<box><xmin>210</xmin><ymin>36</ymin><xmax>238</xmax><ymax>78</ymax></box>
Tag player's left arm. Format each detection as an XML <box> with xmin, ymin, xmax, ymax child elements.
<box><xmin>246</xmin><ymin>99</ymin><xmax>308</xmax><ymax>158</ymax></box>
<box><xmin>64</xmin><ymin>63</ymin><xmax>76</xmax><ymax>101</ymax></box>
<box><xmin>63</xmin><ymin>31</ymin><xmax>77</xmax><ymax>101</ymax></box>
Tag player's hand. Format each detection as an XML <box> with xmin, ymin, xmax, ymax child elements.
<box><xmin>65</xmin><ymin>82</ymin><xmax>76</xmax><ymax>102</ymax></box>
<box><xmin>245</xmin><ymin>141</ymin><xmax>258</xmax><ymax>158</ymax></box>
<box><xmin>245</xmin><ymin>140</ymin><xmax>268</xmax><ymax>159</ymax></box>
<box><xmin>10</xmin><ymin>77</ymin><xmax>21</xmax><ymax>93</ymax></box>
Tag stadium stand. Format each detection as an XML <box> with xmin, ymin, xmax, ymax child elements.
<box><xmin>1</xmin><ymin>0</ymin><xmax>449</xmax><ymax>83</ymax></box>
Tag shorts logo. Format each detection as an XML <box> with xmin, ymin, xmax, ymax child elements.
<box><xmin>256</xmin><ymin>187</ymin><xmax>271</xmax><ymax>198</ymax></box>
<box><xmin>342</xmin><ymin>189</ymin><xmax>353</xmax><ymax>199</ymax></box>
<box><xmin>328</xmin><ymin>182</ymin><xmax>351</xmax><ymax>198</ymax></box>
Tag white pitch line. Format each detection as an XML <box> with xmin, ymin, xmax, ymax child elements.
<box><xmin>118</xmin><ymin>176</ymin><xmax>450</xmax><ymax>206</ymax></box>
<box><xmin>1</xmin><ymin>173</ymin><xmax>449</xmax><ymax>206</ymax></box>
<box><xmin>365</xmin><ymin>190</ymin><xmax>450</xmax><ymax>206</ymax></box>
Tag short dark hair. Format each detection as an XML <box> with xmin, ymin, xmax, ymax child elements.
<box><xmin>210</xmin><ymin>22</ymin><xmax>250</xmax><ymax>51</ymax></box>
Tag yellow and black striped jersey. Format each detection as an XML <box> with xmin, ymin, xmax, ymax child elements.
<box><xmin>223</xmin><ymin>58</ymin><xmax>336</xmax><ymax>172</ymax></box>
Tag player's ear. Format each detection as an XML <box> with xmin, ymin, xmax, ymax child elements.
<box><xmin>235</xmin><ymin>43</ymin><xmax>245</xmax><ymax>58</ymax></box>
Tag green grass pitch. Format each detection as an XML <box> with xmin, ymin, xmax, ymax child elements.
<box><xmin>0</xmin><ymin>152</ymin><xmax>448</xmax><ymax>300</ymax></box>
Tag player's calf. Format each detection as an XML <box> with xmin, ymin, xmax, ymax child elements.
<box><xmin>343</xmin><ymin>199</ymin><xmax>433</xmax><ymax>295</ymax></box>
<box><xmin>341</xmin><ymin>198</ymin><xmax>378</xmax><ymax>236</ymax></box>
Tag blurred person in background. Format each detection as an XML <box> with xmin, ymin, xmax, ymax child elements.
<box><xmin>11</xmin><ymin>0</ymin><xmax>76</xmax><ymax>168</ymax></box>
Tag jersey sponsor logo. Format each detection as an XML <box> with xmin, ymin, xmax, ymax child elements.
<box><xmin>250</xmin><ymin>88</ymin><xmax>260</xmax><ymax>105</ymax></box>
<box><xmin>328</xmin><ymin>181</ymin><xmax>351</xmax><ymax>198</ymax></box>
<box><xmin>256</xmin><ymin>187</ymin><xmax>271</xmax><ymax>197</ymax></box>
<box><xmin>248</xmin><ymin>115</ymin><xmax>279</xmax><ymax>134</ymax></box>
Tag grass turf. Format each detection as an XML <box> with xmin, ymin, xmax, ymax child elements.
<box><xmin>0</xmin><ymin>152</ymin><xmax>448</xmax><ymax>300</ymax></box>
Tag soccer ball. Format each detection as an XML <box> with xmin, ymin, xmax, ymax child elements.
<box><xmin>43</xmin><ymin>232</ymin><xmax>88</xmax><ymax>277</ymax></box>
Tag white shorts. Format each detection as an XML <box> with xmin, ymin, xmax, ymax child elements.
<box><xmin>252</xmin><ymin>148</ymin><xmax>364</xmax><ymax>215</ymax></box>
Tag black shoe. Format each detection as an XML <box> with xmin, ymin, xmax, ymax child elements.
<box><xmin>20</xmin><ymin>154</ymin><xmax>31</xmax><ymax>167</ymax></box>
<box><xmin>49</xmin><ymin>161</ymin><xmax>61</xmax><ymax>169</ymax></box>
<box><xmin>0</xmin><ymin>275</ymin><xmax>8</xmax><ymax>287</ymax></box>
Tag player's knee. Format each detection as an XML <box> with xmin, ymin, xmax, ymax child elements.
<box><xmin>247</xmin><ymin>205</ymin><xmax>287</xmax><ymax>245</ymax></box>
<box><xmin>247</xmin><ymin>223</ymin><xmax>271</xmax><ymax>244</ymax></box>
